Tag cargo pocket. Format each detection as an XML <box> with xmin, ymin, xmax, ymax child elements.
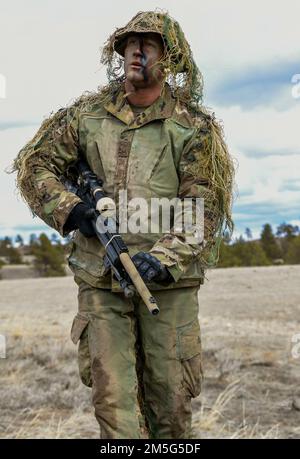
<box><xmin>176</xmin><ymin>318</ymin><xmax>203</xmax><ymax>398</ymax></box>
<box><xmin>70</xmin><ymin>313</ymin><xmax>92</xmax><ymax>387</ymax></box>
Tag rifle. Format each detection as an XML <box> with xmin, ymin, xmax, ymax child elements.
<box><xmin>61</xmin><ymin>159</ymin><xmax>160</xmax><ymax>316</ymax></box>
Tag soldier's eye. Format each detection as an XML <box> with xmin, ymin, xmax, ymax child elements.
<box><xmin>128</xmin><ymin>37</ymin><xmax>138</xmax><ymax>45</ymax></box>
<box><xmin>144</xmin><ymin>40</ymin><xmax>155</xmax><ymax>47</ymax></box>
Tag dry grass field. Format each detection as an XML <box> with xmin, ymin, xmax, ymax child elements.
<box><xmin>0</xmin><ymin>265</ymin><xmax>299</xmax><ymax>438</ymax></box>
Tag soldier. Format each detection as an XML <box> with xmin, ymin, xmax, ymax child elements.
<box><xmin>11</xmin><ymin>11</ymin><xmax>234</xmax><ymax>438</ymax></box>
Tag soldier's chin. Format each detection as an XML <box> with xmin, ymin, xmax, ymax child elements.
<box><xmin>126</xmin><ymin>70</ymin><xmax>146</xmax><ymax>85</ymax></box>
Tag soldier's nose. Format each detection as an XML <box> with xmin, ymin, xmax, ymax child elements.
<box><xmin>133</xmin><ymin>48</ymin><xmax>143</xmax><ymax>58</ymax></box>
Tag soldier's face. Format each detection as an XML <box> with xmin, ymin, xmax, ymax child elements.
<box><xmin>124</xmin><ymin>33</ymin><xmax>164</xmax><ymax>88</ymax></box>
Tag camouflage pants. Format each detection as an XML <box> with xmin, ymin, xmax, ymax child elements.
<box><xmin>70</xmin><ymin>277</ymin><xmax>203</xmax><ymax>439</ymax></box>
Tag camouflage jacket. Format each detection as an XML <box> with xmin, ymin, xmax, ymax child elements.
<box><xmin>14</xmin><ymin>83</ymin><xmax>232</xmax><ymax>290</ymax></box>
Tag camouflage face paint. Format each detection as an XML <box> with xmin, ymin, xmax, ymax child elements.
<box><xmin>139</xmin><ymin>37</ymin><xmax>148</xmax><ymax>83</ymax></box>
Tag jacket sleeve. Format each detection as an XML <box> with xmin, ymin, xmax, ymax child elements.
<box><xmin>12</xmin><ymin>106</ymin><xmax>83</xmax><ymax>237</ymax></box>
<box><xmin>149</xmin><ymin>112</ymin><xmax>235</xmax><ymax>281</ymax></box>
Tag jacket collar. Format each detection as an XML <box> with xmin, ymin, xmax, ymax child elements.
<box><xmin>104</xmin><ymin>83</ymin><xmax>176</xmax><ymax>128</ymax></box>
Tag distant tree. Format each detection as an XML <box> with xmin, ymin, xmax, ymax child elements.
<box><xmin>51</xmin><ymin>233</ymin><xmax>60</xmax><ymax>245</ymax></box>
<box><xmin>232</xmin><ymin>238</ymin><xmax>270</xmax><ymax>267</ymax></box>
<box><xmin>0</xmin><ymin>237</ymin><xmax>22</xmax><ymax>264</ymax></box>
<box><xmin>276</xmin><ymin>222</ymin><xmax>299</xmax><ymax>239</ymax></box>
<box><xmin>31</xmin><ymin>233</ymin><xmax>66</xmax><ymax>277</ymax></box>
<box><xmin>0</xmin><ymin>239</ymin><xmax>7</xmax><ymax>256</ymax></box>
<box><xmin>29</xmin><ymin>233</ymin><xmax>38</xmax><ymax>246</ymax></box>
<box><xmin>260</xmin><ymin>223</ymin><xmax>282</xmax><ymax>261</ymax></box>
<box><xmin>218</xmin><ymin>236</ymin><xmax>270</xmax><ymax>267</ymax></box>
<box><xmin>245</xmin><ymin>227</ymin><xmax>252</xmax><ymax>240</ymax></box>
<box><xmin>218</xmin><ymin>239</ymin><xmax>241</xmax><ymax>267</ymax></box>
<box><xmin>3</xmin><ymin>236</ymin><xmax>12</xmax><ymax>248</ymax></box>
<box><xmin>28</xmin><ymin>233</ymin><xmax>38</xmax><ymax>254</ymax></box>
<box><xmin>6</xmin><ymin>247</ymin><xmax>22</xmax><ymax>264</ymax></box>
<box><xmin>276</xmin><ymin>222</ymin><xmax>299</xmax><ymax>260</ymax></box>
<box><xmin>222</xmin><ymin>230</ymin><xmax>232</xmax><ymax>244</ymax></box>
<box><xmin>285</xmin><ymin>235</ymin><xmax>300</xmax><ymax>264</ymax></box>
<box><xmin>15</xmin><ymin>234</ymin><xmax>24</xmax><ymax>246</ymax></box>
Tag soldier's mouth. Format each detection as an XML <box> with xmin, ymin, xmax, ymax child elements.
<box><xmin>130</xmin><ymin>62</ymin><xmax>144</xmax><ymax>70</ymax></box>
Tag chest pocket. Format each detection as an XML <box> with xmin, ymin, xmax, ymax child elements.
<box><xmin>82</xmin><ymin>116</ymin><xmax>179</xmax><ymax>199</ymax></box>
<box><xmin>127</xmin><ymin>124</ymin><xmax>179</xmax><ymax>197</ymax></box>
<box><xmin>81</xmin><ymin>115</ymin><xmax>122</xmax><ymax>197</ymax></box>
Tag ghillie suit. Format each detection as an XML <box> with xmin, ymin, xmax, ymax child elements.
<box><xmin>10</xmin><ymin>10</ymin><xmax>234</xmax><ymax>271</ymax></box>
<box><xmin>9</xmin><ymin>12</ymin><xmax>235</xmax><ymax>438</ymax></box>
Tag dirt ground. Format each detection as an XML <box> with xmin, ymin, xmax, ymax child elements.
<box><xmin>0</xmin><ymin>265</ymin><xmax>299</xmax><ymax>438</ymax></box>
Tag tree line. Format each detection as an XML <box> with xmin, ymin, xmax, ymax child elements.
<box><xmin>0</xmin><ymin>221</ymin><xmax>299</xmax><ymax>278</ymax></box>
<box><xmin>0</xmin><ymin>233</ymin><xmax>71</xmax><ymax>277</ymax></box>
<box><xmin>218</xmin><ymin>222</ymin><xmax>300</xmax><ymax>267</ymax></box>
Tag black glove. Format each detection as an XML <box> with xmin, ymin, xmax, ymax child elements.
<box><xmin>131</xmin><ymin>251</ymin><xmax>173</xmax><ymax>284</ymax></box>
<box><xmin>64</xmin><ymin>202</ymin><xmax>96</xmax><ymax>238</ymax></box>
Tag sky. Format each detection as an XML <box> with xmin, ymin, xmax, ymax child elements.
<box><xmin>0</xmin><ymin>0</ymin><xmax>300</xmax><ymax>242</ymax></box>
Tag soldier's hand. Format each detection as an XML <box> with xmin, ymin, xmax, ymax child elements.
<box><xmin>131</xmin><ymin>251</ymin><xmax>173</xmax><ymax>284</ymax></box>
<box><xmin>64</xmin><ymin>202</ymin><xmax>96</xmax><ymax>238</ymax></box>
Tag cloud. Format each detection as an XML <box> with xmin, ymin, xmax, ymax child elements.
<box><xmin>234</xmin><ymin>201</ymin><xmax>299</xmax><ymax>219</ymax></box>
<box><xmin>232</xmin><ymin>199</ymin><xmax>300</xmax><ymax>238</ymax></box>
<box><xmin>0</xmin><ymin>226</ymin><xmax>60</xmax><ymax>244</ymax></box>
<box><xmin>11</xmin><ymin>224</ymin><xmax>49</xmax><ymax>232</ymax></box>
<box><xmin>279</xmin><ymin>179</ymin><xmax>300</xmax><ymax>192</ymax></box>
<box><xmin>215</xmin><ymin>104</ymin><xmax>300</xmax><ymax>158</ymax></box>
<box><xmin>242</xmin><ymin>147</ymin><xmax>300</xmax><ymax>158</ymax></box>
<box><xmin>0</xmin><ymin>0</ymin><xmax>299</xmax><ymax>242</ymax></box>
<box><xmin>192</xmin><ymin>2</ymin><xmax>300</xmax><ymax>68</ymax></box>
<box><xmin>207</xmin><ymin>58</ymin><xmax>300</xmax><ymax>111</ymax></box>
<box><xmin>230</xmin><ymin>150</ymin><xmax>300</xmax><ymax>237</ymax></box>
<box><xmin>232</xmin><ymin>151</ymin><xmax>300</xmax><ymax>208</ymax></box>
<box><xmin>290</xmin><ymin>219</ymin><xmax>300</xmax><ymax>228</ymax></box>
<box><xmin>0</xmin><ymin>121</ymin><xmax>39</xmax><ymax>131</ymax></box>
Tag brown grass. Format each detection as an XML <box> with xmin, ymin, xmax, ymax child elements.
<box><xmin>1</xmin><ymin>265</ymin><xmax>300</xmax><ymax>438</ymax></box>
